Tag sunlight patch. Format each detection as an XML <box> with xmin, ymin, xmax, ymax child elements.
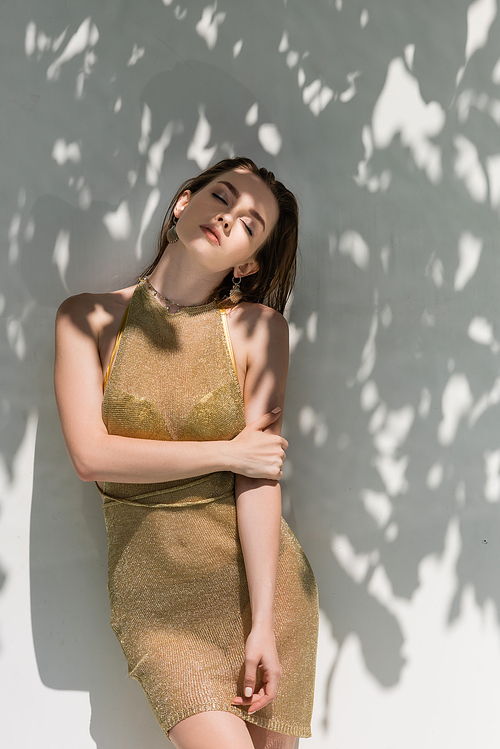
<box><xmin>258</xmin><ymin>123</ymin><xmax>282</xmax><ymax>155</ymax></box>
<box><xmin>427</xmin><ymin>463</ymin><xmax>444</xmax><ymax>490</ymax></box>
<box><xmin>332</xmin><ymin>535</ymin><xmax>377</xmax><ymax>584</ymax></box>
<box><xmin>468</xmin><ymin>316</ymin><xmax>495</xmax><ymax>346</ymax></box>
<box><xmin>245</xmin><ymin>103</ymin><xmax>259</xmax><ymax>126</ymax></box>
<box><xmin>425</xmin><ymin>253</ymin><xmax>444</xmax><ymax>288</ymax></box>
<box><xmin>454</xmin><ymin>135</ymin><xmax>487</xmax><ymax>202</ymax></box>
<box><xmin>454</xmin><ymin>232</ymin><xmax>483</xmax><ymax>290</ymax></box>
<box><xmin>470</xmin><ymin>378</ymin><xmax>500</xmax><ymax>426</ymax></box>
<box><xmin>404</xmin><ymin>43</ymin><xmax>415</xmax><ymax>71</ymax></box>
<box><xmin>373</xmin><ymin>406</ymin><xmax>415</xmax><ymax>456</ymax></box>
<box><xmin>135</xmin><ymin>189</ymin><xmax>160</xmax><ymax>259</ymax></box>
<box><xmin>303</xmin><ymin>78</ymin><xmax>334</xmax><ymax>116</ymax></box>
<box><xmin>438</xmin><ymin>374</ymin><xmax>473</xmax><ymax>445</ymax></box>
<box><xmin>147</xmin><ymin>122</ymin><xmax>176</xmax><ymax>186</ymax></box>
<box><xmin>418</xmin><ymin>388</ymin><xmax>431</xmax><ymax>419</ymax></box>
<box><xmin>6</xmin><ymin>319</ymin><xmax>26</xmax><ymax>360</ymax></box>
<box><xmin>187</xmin><ymin>106</ymin><xmax>217</xmax><ymax>169</ymax></box>
<box><xmin>339</xmin><ymin>71</ymin><xmax>361</xmax><ymax>103</ymax></box>
<box><xmin>356</xmin><ymin>307</ymin><xmax>378</xmax><ymax>383</ymax></box>
<box><xmin>25</xmin><ymin>21</ymin><xmax>37</xmax><ymax>57</ymax></box>
<box><xmin>339</xmin><ymin>230</ymin><xmax>369</xmax><ymax>270</ymax></box>
<box><xmin>233</xmin><ymin>39</ymin><xmax>243</xmax><ymax>58</ymax></box>
<box><xmin>52</xmin><ymin>138</ymin><xmax>81</xmax><ymax>165</ymax></box>
<box><xmin>486</xmin><ymin>154</ymin><xmax>500</xmax><ymax>208</ymax></box>
<box><xmin>196</xmin><ymin>3</ymin><xmax>226</xmax><ymax>50</ymax></box>
<box><xmin>465</xmin><ymin>0</ymin><xmax>497</xmax><ymax>64</ymax></box>
<box><xmin>493</xmin><ymin>57</ymin><xmax>500</xmax><ymax>83</ymax></box>
<box><xmin>306</xmin><ymin>312</ymin><xmax>318</xmax><ymax>343</ymax></box>
<box><xmin>52</xmin><ymin>229</ymin><xmax>70</xmax><ymax>291</ymax></box>
<box><xmin>374</xmin><ymin>453</ymin><xmax>409</xmax><ymax>496</ymax></box>
<box><xmin>372</xmin><ymin>57</ymin><xmax>445</xmax><ymax>183</ymax></box>
<box><xmin>298</xmin><ymin>406</ymin><xmax>329</xmax><ymax>446</ymax></box>
<box><xmin>46</xmin><ymin>17</ymin><xmax>99</xmax><ymax>81</ymax></box>
<box><xmin>360</xmin><ymin>380</ymin><xmax>379</xmax><ymax>411</ymax></box>
<box><xmin>103</xmin><ymin>201</ymin><xmax>131</xmax><ymax>241</ymax></box>
<box><xmin>278</xmin><ymin>31</ymin><xmax>289</xmax><ymax>53</ymax></box>
<box><xmin>484</xmin><ymin>450</ymin><xmax>500</xmax><ymax>502</ymax></box>
<box><xmin>362</xmin><ymin>489</ymin><xmax>392</xmax><ymax>527</ymax></box>
<box><xmin>127</xmin><ymin>44</ymin><xmax>145</xmax><ymax>66</ymax></box>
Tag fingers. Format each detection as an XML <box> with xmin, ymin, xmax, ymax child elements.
<box><xmin>248</xmin><ymin>407</ymin><xmax>282</xmax><ymax>432</ymax></box>
<box><xmin>231</xmin><ymin>677</ymin><xmax>280</xmax><ymax>714</ymax></box>
<box><xmin>248</xmin><ymin>688</ymin><xmax>275</xmax><ymax>714</ymax></box>
<box><xmin>243</xmin><ymin>655</ymin><xmax>258</xmax><ymax>700</ymax></box>
<box><xmin>232</xmin><ymin>408</ymin><xmax>289</xmax><ymax>479</ymax></box>
<box><xmin>231</xmin><ymin>660</ymin><xmax>281</xmax><ymax>714</ymax></box>
<box><xmin>248</xmin><ymin>663</ymin><xmax>281</xmax><ymax>714</ymax></box>
<box><xmin>231</xmin><ymin>688</ymin><xmax>264</xmax><ymax>708</ymax></box>
<box><xmin>272</xmin><ymin>443</ymin><xmax>287</xmax><ymax>481</ymax></box>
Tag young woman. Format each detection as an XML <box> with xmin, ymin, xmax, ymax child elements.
<box><xmin>55</xmin><ymin>157</ymin><xmax>318</xmax><ymax>749</ymax></box>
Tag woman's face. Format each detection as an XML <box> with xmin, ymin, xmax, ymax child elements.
<box><xmin>173</xmin><ymin>168</ymin><xmax>279</xmax><ymax>277</ymax></box>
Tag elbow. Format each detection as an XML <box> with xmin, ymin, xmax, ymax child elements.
<box><xmin>70</xmin><ymin>449</ymin><xmax>101</xmax><ymax>483</ymax></box>
<box><xmin>73</xmin><ymin>457</ymin><xmax>97</xmax><ymax>483</ymax></box>
<box><xmin>76</xmin><ymin>466</ymin><xmax>97</xmax><ymax>483</ymax></box>
<box><xmin>60</xmin><ymin>426</ymin><xmax>109</xmax><ymax>482</ymax></box>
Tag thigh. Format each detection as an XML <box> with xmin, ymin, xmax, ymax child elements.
<box><xmin>246</xmin><ymin>723</ymin><xmax>298</xmax><ymax>749</ymax></box>
<box><xmin>169</xmin><ymin>711</ymin><xmax>255</xmax><ymax>749</ymax></box>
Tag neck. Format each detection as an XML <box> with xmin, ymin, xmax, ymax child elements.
<box><xmin>147</xmin><ymin>245</ymin><xmax>228</xmax><ymax>308</ymax></box>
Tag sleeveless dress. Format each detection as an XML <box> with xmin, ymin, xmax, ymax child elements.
<box><xmin>98</xmin><ymin>280</ymin><xmax>318</xmax><ymax>738</ymax></box>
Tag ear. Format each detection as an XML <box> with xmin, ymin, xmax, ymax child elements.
<box><xmin>234</xmin><ymin>259</ymin><xmax>259</xmax><ymax>279</ymax></box>
<box><xmin>173</xmin><ymin>190</ymin><xmax>191</xmax><ymax>218</ymax></box>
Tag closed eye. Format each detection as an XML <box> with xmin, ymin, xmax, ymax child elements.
<box><xmin>213</xmin><ymin>192</ymin><xmax>228</xmax><ymax>205</ymax></box>
<box><xmin>213</xmin><ymin>192</ymin><xmax>252</xmax><ymax>235</ymax></box>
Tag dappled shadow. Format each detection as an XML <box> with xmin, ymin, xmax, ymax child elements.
<box><xmin>2</xmin><ymin>0</ymin><xmax>500</xmax><ymax>745</ymax></box>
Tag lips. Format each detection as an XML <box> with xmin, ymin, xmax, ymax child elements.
<box><xmin>200</xmin><ymin>224</ymin><xmax>221</xmax><ymax>245</ymax></box>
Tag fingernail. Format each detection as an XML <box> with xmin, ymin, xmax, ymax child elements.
<box><xmin>272</xmin><ymin>407</ymin><xmax>281</xmax><ymax>414</ymax></box>
<box><xmin>244</xmin><ymin>686</ymin><xmax>253</xmax><ymax>697</ymax></box>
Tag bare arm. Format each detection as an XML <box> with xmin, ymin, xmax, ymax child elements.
<box><xmin>230</xmin><ymin>304</ymin><xmax>289</xmax><ymax>714</ymax></box>
<box><xmin>54</xmin><ymin>294</ymin><xmax>287</xmax><ymax>484</ymax></box>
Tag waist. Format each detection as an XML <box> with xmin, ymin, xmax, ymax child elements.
<box><xmin>99</xmin><ymin>471</ymin><xmax>235</xmax><ymax>509</ymax></box>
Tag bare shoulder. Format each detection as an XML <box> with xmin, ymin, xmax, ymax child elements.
<box><xmin>227</xmin><ymin>302</ymin><xmax>288</xmax><ymax>343</ymax></box>
<box><xmin>56</xmin><ymin>285</ymin><xmax>136</xmax><ymax>336</ymax></box>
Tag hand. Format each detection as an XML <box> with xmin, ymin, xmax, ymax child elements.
<box><xmin>229</xmin><ymin>409</ymin><xmax>288</xmax><ymax>480</ymax></box>
<box><xmin>231</xmin><ymin>626</ymin><xmax>282</xmax><ymax>714</ymax></box>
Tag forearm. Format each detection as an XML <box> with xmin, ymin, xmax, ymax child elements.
<box><xmin>235</xmin><ymin>474</ymin><xmax>282</xmax><ymax>628</ymax></box>
<box><xmin>68</xmin><ymin>431</ymin><xmax>234</xmax><ymax>483</ymax></box>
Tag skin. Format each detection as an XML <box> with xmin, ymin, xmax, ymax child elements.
<box><xmin>54</xmin><ymin>169</ymin><xmax>297</xmax><ymax>749</ymax></box>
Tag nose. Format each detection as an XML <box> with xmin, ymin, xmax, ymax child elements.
<box><xmin>217</xmin><ymin>213</ymin><xmax>232</xmax><ymax>232</ymax></box>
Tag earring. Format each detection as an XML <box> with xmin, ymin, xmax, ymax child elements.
<box><xmin>229</xmin><ymin>276</ymin><xmax>242</xmax><ymax>304</ymax></box>
<box><xmin>166</xmin><ymin>218</ymin><xmax>179</xmax><ymax>244</ymax></box>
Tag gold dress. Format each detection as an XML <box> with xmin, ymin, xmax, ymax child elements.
<box><xmin>98</xmin><ymin>280</ymin><xmax>318</xmax><ymax>738</ymax></box>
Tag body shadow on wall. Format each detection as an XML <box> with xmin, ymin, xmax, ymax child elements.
<box><xmin>25</xmin><ymin>60</ymin><xmax>281</xmax><ymax>748</ymax></box>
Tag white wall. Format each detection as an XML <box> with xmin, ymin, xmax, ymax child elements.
<box><xmin>2</xmin><ymin>1</ymin><xmax>500</xmax><ymax>746</ymax></box>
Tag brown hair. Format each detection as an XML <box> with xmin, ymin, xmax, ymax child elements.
<box><xmin>140</xmin><ymin>157</ymin><xmax>298</xmax><ymax>314</ymax></box>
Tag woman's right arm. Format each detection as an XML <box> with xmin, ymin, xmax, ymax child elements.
<box><xmin>54</xmin><ymin>295</ymin><xmax>287</xmax><ymax>484</ymax></box>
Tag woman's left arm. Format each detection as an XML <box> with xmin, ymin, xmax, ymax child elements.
<box><xmin>230</xmin><ymin>304</ymin><xmax>289</xmax><ymax>715</ymax></box>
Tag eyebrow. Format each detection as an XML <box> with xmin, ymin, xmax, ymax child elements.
<box><xmin>219</xmin><ymin>181</ymin><xmax>266</xmax><ymax>231</ymax></box>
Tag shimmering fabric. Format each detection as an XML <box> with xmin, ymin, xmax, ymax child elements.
<box><xmin>99</xmin><ymin>280</ymin><xmax>318</xmax><ymax>737</ymax></box>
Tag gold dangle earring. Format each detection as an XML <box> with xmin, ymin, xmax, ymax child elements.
<box><xmin>166</xmin><ymin>218</ymin><xmax>179</xmax><ymax>244</ymax></box>
<box><xmin>229</xmin><ymin>276</ymin><xmax>242</xmax><ymax>304</ymax></box>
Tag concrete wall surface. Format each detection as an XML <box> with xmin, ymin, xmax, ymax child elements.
<box><xmin>2</xmin><ymin>1</ymin><xmax>500</xmax><ymax>747</ymax></box>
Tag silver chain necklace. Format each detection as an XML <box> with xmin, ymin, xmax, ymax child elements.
<box><xmin>142</xmin><ymin>276</ymin><xmax>212</xmax><ymax>313</ymax></box>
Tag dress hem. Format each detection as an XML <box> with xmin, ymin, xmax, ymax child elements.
<box><xmin>142</xmin><ymin>699</ymin><xmax>312</xmax><ymax>739</ymax></box>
